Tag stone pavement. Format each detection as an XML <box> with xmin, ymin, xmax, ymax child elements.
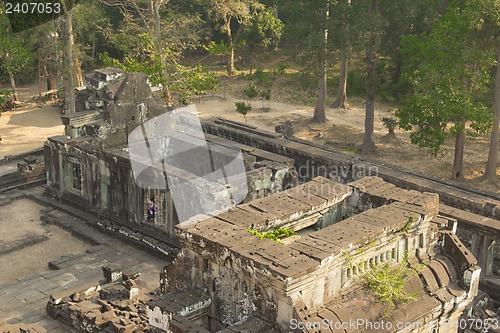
<box><xmin>0</xmin><ymin>199</ymin><xmax>168</xmax><ymax>332</ymax></box>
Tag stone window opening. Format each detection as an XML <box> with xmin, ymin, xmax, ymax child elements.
<box><xmin>144</xmin><ymin>189</ymin><xmax>163</xmax><ymax>224</ymax></box>
<box><xmin>72</xmin><ymin>162</ymin><xmax>82</xmax><ymax>191</ymax></box>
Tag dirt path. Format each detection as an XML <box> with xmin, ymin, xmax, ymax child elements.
<box><xmin>0</xmin><ymin>85</ymin><xmax>63</xmax><ymax>159</ymax></box>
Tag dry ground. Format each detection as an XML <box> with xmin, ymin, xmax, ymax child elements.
<box><xmin>0</xmin><ymin>199</ymin><xmax>91</xmax><ymax>284</ymax></box>
<box><xmin>0</xmin><ymin>85</ymin><xmax>64</xmax><ymax>159</ymax></box>
<box><xmin>197</xmin><ymin>74</ymin><xmax>500</xmax><ymax>192</ymax></box>
<box><xmin>2</xmin><ymin>82</ymin><xmax>499</xmax><ymax>193</ymax></box>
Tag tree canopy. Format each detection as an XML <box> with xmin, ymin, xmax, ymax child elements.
<box><xmin>1</xmin><ymin>0</ymin><xmax>499</xmax><ymax>180</ymax></box>
<box><xmin>396</xmin><ymin>0</ymin><xmax>496</xmax><ymax>178</ymax></box>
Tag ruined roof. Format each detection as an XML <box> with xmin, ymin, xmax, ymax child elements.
<box><xmin>296</xmin><ymin>256</ymin><xmax>467</xmax><ymax>333</ymax></box>
<box><xmin>175</xmin><ymin>176</ymin><xmax>435</xmax><ymax>280</ymax></box>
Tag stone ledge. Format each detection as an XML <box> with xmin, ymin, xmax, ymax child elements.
<box><xmin>0</xmin><ymin>233</ymin><xmax>49</xmax><ymax>255</ymax></box>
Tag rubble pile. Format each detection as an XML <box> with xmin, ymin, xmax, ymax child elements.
<box><xmin>46</xmin><ymin>266</ymin><xmax>153</xmax><ymax>333</ymax></box>
<box><xmin>460</xmin><ymin>291</ymin><xmax>500</xmax><ymax>333</ymax></box>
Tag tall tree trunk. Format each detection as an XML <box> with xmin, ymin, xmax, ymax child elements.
<box><xmin>331</xmin><ymin>55</ymin><xmax>348</xmax><ymax>109</ymax></box>
<box><xmin>249</xmin><ymin>52</ymin><xmax>253</xmax><ymax>76</ymax></box>
<box><xmin>361</xmin><ymin>0</ymin><xmax>380</xmax><ymax>154</ymax></box>
<box><xmin>152</xmin><ymin>0</ymin><xmax>171</xmax><ymax>105</ymax></box>
<box><xmin>483</xmin><ymin>41</ymin><xmax>500</xmax><ymax>183</ymax></box>
<box><xmin>8</xmin><ymin>71</ymin><xmax>19</xmax><ymax>102</ymax></box>
<box><xmin>452</xmin><ymin>121</ymin><xmax>466</xmax><ymax>180</ymax></box>
<box><xmin>62</xmin><ymin>0</ymin><xmax>76</xmax><ymax>115</ymax></box>
<box><xmin>228</xmin><ymin>46</ymin><xmax>235</xmax><ymax>74</ymax></box>
<box><xmin>226</xmin><ymin>18</ymin><xmax>235</xmax><ymax>75</ymax></box>
<box><xmin>75</xmin><ymin>57</ymin><xmax>84</xmax><ymax>87</ymax></box>
<box><xmin>90</xmin><ymin>40</ymin><xmax>96</xmax><ymax>69</ymax></box>
<box><xmin>313</xmin><ymin>2</ymin><xmax>329</xmax><ymax>123</ymax></box>
<box><xmin>361</xmin><ymin>53</ymin><xmax>377</xmax><ymax>154</ymax></box>
<box><xmin>131</xmin><ymin>0</ymin><xmax>172</xmax><ymax>104</ymax></box>
<box><xmin>47</xmin><ymin>73</ymin><xmax>57</xmax><ymax>90</ymax></box>
<box><xmin>313</xmin><ymin>69</ymin><xmax>327</xmax><ymax>123</ymax></box>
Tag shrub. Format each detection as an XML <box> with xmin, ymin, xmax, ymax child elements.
<box><xmin>235</xmin><ymin>101</ymin><xmax>252</xmax><ymax>122</ymax></box>
<box><xmin>273</xmin><ymin>63</ymin><xmax>288</xmax><ymax>75</ymax></box>
<box><xmin>244</xmin><ymin>83</ymin><xmax>259</xmax><ymax>101</ymax></box>
<box><xmin>0</xmin><ymin>90</ymin><xmax>11</xmax><ymax>112</ymax></box>
<box><xmin>365</xmin><ymin>262</ymin><xmax>418</xmax><ymax>313</ymax></box>
<box><xmin>382</xmin><ymin>117</ymin><xmax>398</xmax><ymax>136</ymax></box>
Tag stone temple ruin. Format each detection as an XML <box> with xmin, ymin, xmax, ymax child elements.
<box><xmin>36</xmin><ymin>68</ymin><xmax>500</xmax><ymax>332</ymax></box>
<box><xmin>155</xmin><ymin>177</ymin><xmax>480</xmax><ymax>333</ymax></box>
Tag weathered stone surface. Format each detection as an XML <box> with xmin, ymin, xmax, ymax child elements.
<box><xmin>36</xmin><ymin>70</ymin><xmax>497</xmax><ymax>332</ymax></box>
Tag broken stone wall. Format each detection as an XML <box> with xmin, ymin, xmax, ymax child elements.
<box><xmin>160</xmin><ymin>245</ymin><xmax>279</xmax><ymax>331</ymax></box>
<box><xmin>101</xmin><ymin>73</ymin><xmax>168</xmax><ymax>149</ymax></box>
<box><xmin>44</xmin><ymin>137</ymin><xmax>145</xmax><ymax>225</ymax></box>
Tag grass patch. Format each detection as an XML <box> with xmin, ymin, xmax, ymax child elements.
<box><xmin>342</xmin><ymin>146</ymin><xmax>359</xmax><ymax>154</ymax></box>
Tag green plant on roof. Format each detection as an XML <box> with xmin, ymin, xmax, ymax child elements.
<box><xmin>364</xmin><ymin>261</ymin><xmax>418</xmax><ymax>314</ymax></box>
<box><xmin>402</xmin><ymin>214</ymin><xmax>415</xmax><ymax>234</ymax></box>
<box><xmin>247</xmin><ymin>227</ymin><xmax>296</xmax><ymax>244</ymax></box>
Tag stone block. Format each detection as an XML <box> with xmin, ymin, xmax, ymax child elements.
<box><xmin>102</xmin><ymin>265</ymin><xmax>122</xmax><ymax>283</ymax></box>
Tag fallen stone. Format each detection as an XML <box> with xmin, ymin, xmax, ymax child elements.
<box><xmin>94</xmin><ymin>310</ymin><xmax>117</xmax><ymax>327</ymax></box>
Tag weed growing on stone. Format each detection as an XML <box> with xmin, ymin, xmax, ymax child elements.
<box><xmin>364</xmin><ymin>261</ymin><xmax>418</xmax><ymax>313</ymax></box>
<box><xmin>247</xmin><ymin>227</ymin><xmax>296</xmax><ymax>244</ymax></box>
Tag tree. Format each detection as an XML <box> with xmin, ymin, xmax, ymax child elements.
<box><xmin>330</xmin><ymin>0</ymin><xmax>351</xmax><ymax>109</ymax></box>
<box><xmin>397</xmin><ymin>1</ymin><xmax>495</xmax><ymax>179</ymax></box>
<box><xmin>100</xmin><ymin>0</ymin><xmax>204</xmax><ymax>105</ymax></box>
<box><xmin>208</xmin><ymin>0</ymin><xmax>258</xmax><ymax>74</ymax></box>
<box><xmin>483</xmin><ymin>41</ymin><xmax>500</xmax><ymax>183</ymax></box>
<box><xmin>312</xmin><ymin>0</ymin><xmax>329</xmax><ymax>123</ymax></box>
<box><xmin>481</xmin><ymin>0</ymin><xmax>500</xmax><ymax>183</ymax></box>
<box><xmin>0</xmin><ymin>39</ymin><xmax>31</xmax><ymax>102</ymax></box>
<box><xmin>359</xmin><ymin>0</ymin><xmax>385</xmax><ymax>153</ymax></box>
<box><xmin>101</xmin><ymin>0</ymin><xmax>170</xmax><ymax>101</ymax></box>
<box><xmin>72</xmin><ymin>0</ymin><xmax>111</xmax><ymax>70</ymax></box>
<box><xmin>279</xmin><ymin>0</ymin><xmax>339</xmax><ymax>123</ymax></box>
<box><xmin>356</xmin><ymin>0</ymin><xmax>442</xmax><ymax>153</ymax></box>
<box><xmin>0</xmin><ymin>11</ymin><xmax>31</xmax><ymax>102</ymax></box>
<box><xmin>243</xmin><ymin>6</ymin><xmax>284</xmax><ymax>75</ymax></box>
<box><xmin>235</xmin><ymin>101</ymin><xmax>251</xmax><ymax>122</ymax></box>
<box><xmin>61</xmin><ymin>0</ymin><xmax>80</xmax><ymax>114</ymax></box>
